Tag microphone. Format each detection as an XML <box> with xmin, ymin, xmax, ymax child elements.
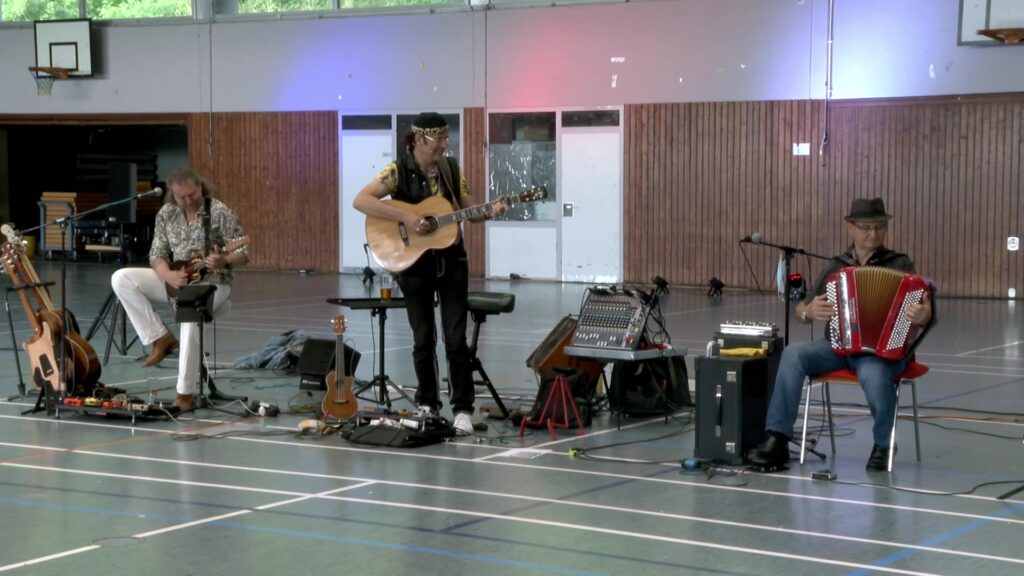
<box><xmin>135</xmin><ymin>187</ymin><xmax>163</xmax><ymax>199</ymax></box>
<box><xmin>739</xmin><ymin>232</ymin><xmax>763</xmax><ymax>244</ymax></box>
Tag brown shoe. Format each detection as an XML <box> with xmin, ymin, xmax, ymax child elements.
<box><xmin>173</xmin><ymin>393</ymin><xmax>195</xmax><ymax>412</ymax></box>
<box><xmin>142</xmin><ymin>331</ymin><xmax>179</xmax><ymax>367</ymax></box>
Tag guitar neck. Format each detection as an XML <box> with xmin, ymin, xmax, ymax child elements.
<box><xmin>434</xmin><ymin>200</ymin><xmax>497</xmax><ymax>228</ymax></box>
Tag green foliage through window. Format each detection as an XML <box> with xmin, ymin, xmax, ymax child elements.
<box><xmin>87</xmin><ymin>0</ymin><xmax>192</xmax><ymax>19</ymax></box>
<box><xmin>1</xmin><ymin>0</ymin><xmax>78</xmax><ymax>22</ymax></box>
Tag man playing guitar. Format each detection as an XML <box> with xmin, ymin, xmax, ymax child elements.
<box><xmin>111</xmin><ymin>168</ymin><xmax>248</xmax><ymax>412</ymax></box>
<box><xmin>353</xmin><ymin>112</ymin><xmax>507</xmax><ymax>435</ymax></box>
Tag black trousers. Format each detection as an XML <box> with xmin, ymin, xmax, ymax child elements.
<box><xmin>396</xmin><ymin>246</ymin><xmax>474</xmax><ymax>414</ymax></box>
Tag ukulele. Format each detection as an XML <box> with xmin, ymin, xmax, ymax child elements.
<box><xmin>365</xmin><ymin>186</ymin><xmax>547</xmax><ymax>272</ymax></box>
<box><xmin>165</xmin><ymin>235</ymin><xmax>249</xmax><ymax>298</ymax></box>
<box><xmin>322</xmin><ymin>314</ymin><xmax>358</xmax><ymax>420</ymax></box>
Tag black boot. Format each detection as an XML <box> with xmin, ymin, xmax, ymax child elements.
<box><xmin>866</xmin><ymin>443</ymin><xmax>895</xmax><ymax>471</ymax></box>
<box><xmin>747</xmin><ymin>432</ymin><xmax>791</xmax><ymax>471</ymax></box>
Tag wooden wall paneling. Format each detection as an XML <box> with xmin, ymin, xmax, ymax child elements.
<box><xmin>188</xmin><ymin>111</ymin><xmax>339</xmax><ymax>273</ymax></box>
<box><xmin>462</xmin><ymin>107</ymin><xmax>485</xmax><ymax>278</ymax></box>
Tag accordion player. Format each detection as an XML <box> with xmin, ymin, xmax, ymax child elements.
<box><xmin>825</xmin><ymin>266</ymin><xmax>930</xmax><ymax>360</ymax></box>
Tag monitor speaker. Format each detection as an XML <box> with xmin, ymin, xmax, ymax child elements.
<box><xmin>108</xmin><ymin>162</ymin><xmax>137</xmax><ymax>223</ymax></box>
<box><xmin>297</xmin><ymin>339</ymin><xmax>361</xmax><ymax>391</ymax></box>
<box><xmin>694</xmin><ymin>356</ymin><xmax>771</xmax><ymax>465</ymax></box>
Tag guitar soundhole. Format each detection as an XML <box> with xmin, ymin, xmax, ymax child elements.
<box><xmin>422</xmin><ymin>216</ymin><xmax>438</xmax><ymax>233</ymax></box>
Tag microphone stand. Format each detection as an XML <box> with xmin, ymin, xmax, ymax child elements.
<box><xmin>743</xmin><ymin>239</ymin><xmax>829</xmax><ymax>346</ymax></box>
<box><xmin>16</xmin><ymin>190</ymin><xmax>158</xmax><ymax>404</ymax></box>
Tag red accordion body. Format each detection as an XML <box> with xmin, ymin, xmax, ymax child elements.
<box><xmin>825</xmin><ymin>266</ymin><xmax>928</xmax><ymax>360</ymax></box>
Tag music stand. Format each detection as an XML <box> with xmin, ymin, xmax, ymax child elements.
<box><xmin>174</xmin><ymin>284</ymin><xmax>246</xmax><ymax>410</ymax></box>
<box><xmin>327</xmin><ymin>297</ymin><xmax>415</xmax><ymax>410</ymax></box>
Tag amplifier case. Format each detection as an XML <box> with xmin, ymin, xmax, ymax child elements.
<box><xmin>694</xmin><ymin>356</ymin><xmax>771</xmax><ymax>465</ymax></box>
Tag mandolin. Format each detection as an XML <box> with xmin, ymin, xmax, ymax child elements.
<box><xmin>365</xmin><ymin>186</ymin><xmax>547</xmax><ymax>273</ymax></box>
<box><xmin>165</xmin><ymin>235</ymin><xmax>249</xmax><ymax>298</ymax></box>
<box><xmin>322</xmin><ymin>314</ymin><xmax>358</xmax><ymax>420</ymax></box>
<box><xmin>1</xmin><ymin>224</ymin><xmax>101</xmax><ymax>395</ymax></box>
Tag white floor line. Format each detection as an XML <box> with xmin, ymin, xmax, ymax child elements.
<box><xmin>0</xmin><ymin>460</ymin><xmax>995</xmax><ymax>576</ymax></box>
<box><xmin>956</xmin><ymin>341</ymin><xmax>1024</xmax><ymax>357</ymax></box>
<box><xmin>0</xmin><ymin>476</ymin><xmax>373</xmax><ymax>572</ymax></box>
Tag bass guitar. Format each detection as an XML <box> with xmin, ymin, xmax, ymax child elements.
<box><xmin>165</xmin><ymin>235</ymin><xmax>249</xmax><ymax>298</ymax></box>
<box><xmin>365</xmin><ymin>186</ymin><xmax>547</xmax><ymax>272</ymax></box>
<box><xmin>1</xmin><ymin>225</ymin><xmax>101</xmax><ymax>395</ymax></box>
<box><xmin>322</xmin><ymin>314</ymin><xmax>357</xmax><ymax>420</ymax></box>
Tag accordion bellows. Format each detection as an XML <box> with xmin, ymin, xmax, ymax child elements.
<box><xmin>826</xmin><ymin>266</ymin><xmax>928</xmax><ymax>360</ymax></box>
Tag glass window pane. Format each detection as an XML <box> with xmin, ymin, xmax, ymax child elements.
<box><xmin>488</xmin><ymin>112</ymin><xmax>557</xmax><ymax>222</ymax></box>
<box><xmin>87</xmin><ymin>0</ymin><xmax>192</xmax><ymax>19</ymax></box>
<box><xmin>223</xmin><ymin>0</ymin><xmax>333</xmax><ymax>14</ymax></box>
<box><xmin>2</xmin><ymin>1</ymin><xmax>79</xmax><ymax>22</ymax></box>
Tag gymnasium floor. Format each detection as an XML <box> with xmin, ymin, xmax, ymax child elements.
<box><xmin>1</xmin><ymin>259</ymin><xmax>1022</xmax><ymax>575</ymax></box>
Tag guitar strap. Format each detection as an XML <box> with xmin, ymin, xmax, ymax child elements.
<box><xmin>437</xmin><ymin>156</ymin><xmax>461</xmax><ymax>210</ymax></box>
<box><xmin>202</xmin><ymin>196</ymin><xmax>213</xmax><ymax>255</ymax></box>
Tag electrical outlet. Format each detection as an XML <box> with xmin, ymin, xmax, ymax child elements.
<box><xmin>1008</xmin><ymin>236</ymin><xmax>1019</xmax><ymax>251</ymax></box>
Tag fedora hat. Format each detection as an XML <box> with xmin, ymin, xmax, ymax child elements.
<box><xmin>844</xmin><ymin>197</ymin><xmax>893</xmax><ymax>222</ymax></box>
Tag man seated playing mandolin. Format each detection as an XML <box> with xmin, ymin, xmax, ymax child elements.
<box><xmin>353</xmin><ymin>112</ymin><xmax>507</xmax><ymax>435</ymax></box>
<box><xmin>111</xmin><ymin>167</ymin><xmax>248</xmax><ymax>412</ymax></box>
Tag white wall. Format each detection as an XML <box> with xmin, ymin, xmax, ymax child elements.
<box><xmin>0</xmin><ymin>0</ymin><xmax>1021</xmax><ymax>115</ymax></box>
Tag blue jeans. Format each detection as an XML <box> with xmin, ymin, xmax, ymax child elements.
<box><xmin>764</xmin><ymin>339</ymin><xmax>908</xmax><ymax>446</ymax></box>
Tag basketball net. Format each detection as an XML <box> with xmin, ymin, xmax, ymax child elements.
<box><xmin>34</xmin><ymin>75</ymin><xmax>57</xmax><ymax>96</ymax></box>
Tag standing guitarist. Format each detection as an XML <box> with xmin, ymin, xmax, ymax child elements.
<box><xmin>353</xmin><ymin>112</ymin><xmax>507</xmax><ymax>435</ymax></box>
<box><xmin>111</xmin><ymin>168</ymin><xmax>248</xmax><ymax>412</ymax></box>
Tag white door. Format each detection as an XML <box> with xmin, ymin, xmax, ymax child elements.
<box><xmin>560</xmin><ymin>129</ymin><xmax>622</xmax><ymax>283</ymax></box>
<box><xmin>340</xmin><ymin>129</ymin><xmax>393</xmax><ymax>272</ymax></box>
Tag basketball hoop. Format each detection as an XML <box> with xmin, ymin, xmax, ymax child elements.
<box><xmin>28</xmin><ymin>66</ymin><xmax>72</xmax><ymax>96</ymax></box>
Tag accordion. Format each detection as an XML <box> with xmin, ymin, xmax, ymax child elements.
<box><xmin>825</xmin><ymin>266</ymin><xmax>928</xmax><ymax>360</ymax></box>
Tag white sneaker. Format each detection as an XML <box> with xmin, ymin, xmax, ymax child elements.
<box><xmin>453</xmin><ymin>412</ymin><xmax>474</xmax><ymax>436</ymax></box>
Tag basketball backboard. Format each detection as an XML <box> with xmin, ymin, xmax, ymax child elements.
<box><xmin>34</xmin><ymin>19</ymin><xmax>93</xmax><ymax>76</ymax></box>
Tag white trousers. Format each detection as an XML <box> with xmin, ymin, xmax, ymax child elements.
<box><xmin>111</xmin><ymin>268</ymin><xmax>231</xmax><ymax>395</ymax></box>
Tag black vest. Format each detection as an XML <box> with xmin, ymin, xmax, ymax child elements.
<box><xmin>392</xmin><ymin>153</ymin><xmax>462</xmax><ymax>209</ymax></box>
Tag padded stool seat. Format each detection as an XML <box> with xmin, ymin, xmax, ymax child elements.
<box><xmin>467</xmin><ymin>292</ymin><xmax>515</xmax><ymax>315</ymax></box>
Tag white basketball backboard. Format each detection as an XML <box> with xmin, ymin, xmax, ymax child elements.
<box><xmin>960</xmin><ymin>0</ymin><xmax>1024</xmax><ymax>44</ymax></box>
<box><xmin>34</xmin><ymin>19</ymin><xmax>93</xmax><ymax>76</ymax></box>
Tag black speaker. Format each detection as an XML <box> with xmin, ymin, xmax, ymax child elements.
<box><xmin>108</xmin><ymin>162</ymin><xmax>137</xmax><ymax>223</ymax></box>
<box><xmin>694</xmin><ymin>356</ymin><xmax>771</xmax><ymax>465</ymax></box>
<box><xmin>297</xmin><ymin>339</ymin><xmax>361</xmax><ymax>391</ymax></box>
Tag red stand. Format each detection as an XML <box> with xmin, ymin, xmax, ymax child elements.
<box><xmin>519</xmin><ymin>375</ymin><xmax>585</xmax><ymax>440</ymax></box>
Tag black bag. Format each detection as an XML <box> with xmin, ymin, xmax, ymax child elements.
<box><xmin>343</xmin><ymin>419</ymin><xmax>455</xmax><ymax>448</ymax></box>
<box><xmin>518</xmin><ymin>367</ymin><xmax>594</xmax><ymax>428</ymax></box>
<box><xmin>610</xmin><ymin>355</ymin><xmax>691</xmax><ymax>415</ymax></box>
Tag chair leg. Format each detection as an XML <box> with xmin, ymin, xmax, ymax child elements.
<box><xmin>910</xmin><ymin>379</ymin><xmax>921</xmax><ymax>462</ymax></box>
<box><xmin>887</xmin><ymin>381</ymin><xmax>901</xmax><ymax>472</ymax></box>
<box><xmin>824</xmin><ymin>381</ymin><xmax>836</xmax><ymax>456</ymax></box>
<box><xmin>800</xmin><ymin>377</ymin><xmax>812</xmax><ymax>464</ymax></box>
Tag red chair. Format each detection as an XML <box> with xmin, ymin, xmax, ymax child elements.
<box><xmin>799</xmin><ymin>360</ymin><xmax>928</xmax><ymax>472</ymax></box>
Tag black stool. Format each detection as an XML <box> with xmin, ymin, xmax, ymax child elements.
<box><xmin>466</xmin><ymin>291</ymin><xmax>515</xmax><ymax>420</ymax></box>
<box><xmin>85</xmin><ymin>291</ymin><xmax>139</xmax><ymax>364</ymax></box>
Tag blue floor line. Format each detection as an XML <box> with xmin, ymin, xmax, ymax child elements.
<box><xmin>842</xmin><ymin>502</ymin><xmax>1024</xmax><ymax>576</ymax></box>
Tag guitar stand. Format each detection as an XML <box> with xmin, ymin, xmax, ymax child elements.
<box><xmin>353</xmin><ymin>305</ymin><xmax>414</xmax><ymax>410</ymax></box>
<box><xmin>3</xmin><ymin>285</ymin><xmax>28</xmax><ymax>401</ymax></box>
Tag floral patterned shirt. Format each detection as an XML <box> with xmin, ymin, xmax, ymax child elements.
<box><xmin>149</xmin><ymin>198</ymin><xmax>247</xmax><ymax>285</ymax></box>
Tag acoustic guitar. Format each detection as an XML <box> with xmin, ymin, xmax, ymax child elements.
<box><xmin>322</xmin><ymin>314</ymin><xmax>358</xmax><ymax>420</ymax></box>
<box><xmin>0</xmin><ymin>225</ymin><xmax>101</xmax><ymax>395</ymax></box>
<box><xmin>165</xmin><ymin>235</ymin><xmax>249</xmax><ymax>298</ymax></box>
<box><xmin>365</xmin><ymin>186</ymin><xmax>547</xmax><ymax>272</ymax></box>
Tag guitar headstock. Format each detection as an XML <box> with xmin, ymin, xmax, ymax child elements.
<box><xmin>516</xmin><ymin>186</ymin><xmax>548</xmax><ymax>203</ymax></box>
<box><xmin>1</xmin><ymin>223</ymin><xmax>21</xmax><ymax>245</ymax></box>
<box><xmin>331</xmin><ymin>314</ymin><xmax>346</xmax><ymax>335</ymax></box>
<box><xmin>222</xmin><ymin>235</ymin><xmax>250</xmax><ymax>253</ymax></box>
<box><xmin>0</xmin><ymin>241</ymin><xmax>18</xmax><ymax>276</ymax></box>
